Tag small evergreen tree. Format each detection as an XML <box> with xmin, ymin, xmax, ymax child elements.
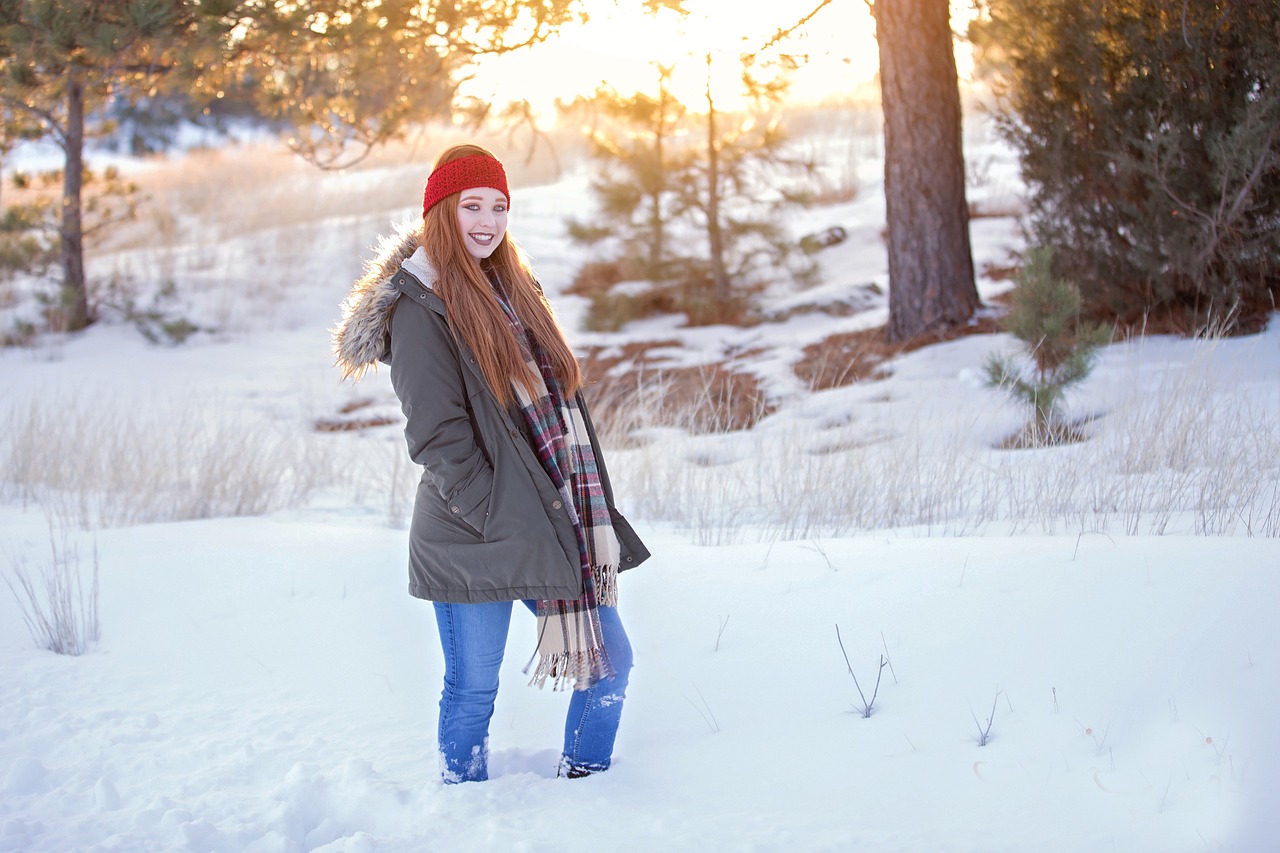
<box><xmin>566</xmin><ymin>53</ymin><xmax>817</xmax><ymax>328</ymax></box>
<box><xmin>984</xmin><ymin>247</ymin><xmax>1110</xmax><ymax>446</ymax></box>
<box><xmin>564</xmin><ymin>65</ymin><xmax>688</xmax><ymax>283</ymax></box>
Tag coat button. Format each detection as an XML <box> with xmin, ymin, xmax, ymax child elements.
<box><xmin>552</xmin><ymin>500</ymin><xmax>562</xmax><ymax>509</ymax></box>
<box><xmin>451</xmin><ymin>505</ymin><xmax>461</xmax><ymax>514</ymax></box>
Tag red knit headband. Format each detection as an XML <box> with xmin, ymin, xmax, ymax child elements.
<box><xmin>422</xmin><ymin>155</ymin><xmax>510</xmax><ymax>217</ymax></box>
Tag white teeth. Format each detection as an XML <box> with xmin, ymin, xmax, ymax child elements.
<box><xmin>470</xmin><ymin>233</ymin><xmax>493</xmax><ymax>244</ymax></box>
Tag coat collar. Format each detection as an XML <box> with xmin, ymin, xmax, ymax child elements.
<box><xmin>331</xmin><ymin>220</ymin><xmax>439</xmax><ymax>380</ymax></box>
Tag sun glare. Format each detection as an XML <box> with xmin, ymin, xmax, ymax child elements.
<box><xmin>462</xmin><ymin>0</ymin><xmax>887</xmax><ymax>124</ymax></box>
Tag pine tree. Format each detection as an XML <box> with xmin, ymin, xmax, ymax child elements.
<box><xmin>565</xmin><ymin>65</ymin><xmax>688</xmax><ymax>283</ymax></box>
<box><xmin>973</xmin><ymin>0</ymin><xmax>1280</xmax><ymax>333</ymax></box>
<box><xmin>567</xmin><ymin>53</ymin><xmax>816</xmax><ymax>328</ymax></box>
<box><xmin>984</xmin><ymin>247</ymin><xmax>1110</xmax><ymax>446</ymax></box>
<box><xmin>0</xmin><ymin>0</ymin><xmax>207</xmax><ymax>330</ymax></box>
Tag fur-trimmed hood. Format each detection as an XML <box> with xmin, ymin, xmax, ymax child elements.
<box><xmin>332</xmin><ymin>220</ymin><xmax>436</xmax><ymax>380</ymax></box>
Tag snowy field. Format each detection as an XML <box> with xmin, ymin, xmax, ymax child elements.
<box><xmin>2</xmin><ymin>111</ymin><xmax>1278</xmax><ymax>852</ymax></box>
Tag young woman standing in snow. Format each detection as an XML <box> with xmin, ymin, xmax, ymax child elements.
<box><xmin>332</xmin><ymin>144</ymin><xmax>648</xmax><ymax>783</ymax></box>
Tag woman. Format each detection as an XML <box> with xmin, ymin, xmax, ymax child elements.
<box><xmin>332</xmin><ymin>144</ymin><xmax>648</xmax><ymax>784</ymax></box>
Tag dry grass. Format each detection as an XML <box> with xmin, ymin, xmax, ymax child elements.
<box><xmin>100</xmin><ymin>122</ymin><xmax>583</xmax><ymax>255</ymax></box>
<box><xmin>582</xmin><ymin>342</ymin><xmax>774</xmax><ymax>435</ymax></box>
<box><xmin>601</xmin><ymin>337</ymin><xmax>1280</xmax><ymax>543</ymax></box>
<box><xmin>4</xmin><ymin>523</ymin><xmax>100</xmax><ymax>656</ymax></box>
<box><xmin>2</xmin><ymin>393</ymin><xmax>334</xmax><ymax>529</ymax></box>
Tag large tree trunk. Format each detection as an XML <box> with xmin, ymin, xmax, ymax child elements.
<box><xmin>874</xmin><ymin>0</ymin><xmax>979</xmax><ymax>343</ymax></box>
<box><xmin>60</xmin><ymin>65</ymin><xmax>90</xmax><ymax>331</ymax></box>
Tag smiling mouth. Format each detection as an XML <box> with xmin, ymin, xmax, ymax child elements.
<box><xmin>469</xmin><ymin>233</ymin><xmax>495</xmax><ymax>246</ymax></box>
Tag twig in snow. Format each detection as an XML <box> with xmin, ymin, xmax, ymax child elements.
<box><xmin>1072</xmin><ymin>530</ymin><xmax>1115</xmax><ymax>560</ymax></box>
<box><xmin>972</xmin><ymin>690</ymin><xmax>1001</xmax><ymax>746</ymax></box>
<box><xmin>1075</xmin><ymin>718</ymin><xmax>1111</xmax><ymax>754</ymax></box>
<box><xmin>880</xmin><ymin>631</ymin><xmax>898</xmax><ymax>684</ymax></box>
<box><xmin>714</xmin><ymin>614</ymin><xmax>730</xmax><ymax>652</ymax></box>
<box><xmin>758</xmin><ymin>542</ymin><xmax>773</xmax><ymax>571</ymax></box>
<box><xmin>803</xmin><ymin>539</ymin><xmax>834</xmax><ymax>571</ymax></box>
<box><xmin>1197</xmin><ymin>730</ymin><xmax>1228</xmax><ymax>759</ymax></box>
<box><xmin>1157</xmin><ymin>773</ymin><xmax>1172</xmax><ymax>813</ymax></box>
<box><xmin>684</xmin><ymin>683</ymin><xmax>720</xmax><ymax>733</ymax></box>
<box><xmin>835</xmin><ymin>624</ymin><xmax>887</xmax><ymax>718</ymax></box>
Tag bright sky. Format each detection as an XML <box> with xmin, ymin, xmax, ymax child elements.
<box><xmin>462</xmin><ymin>0</ymin><xmax>892</xmax><ymax>122</ymax></box>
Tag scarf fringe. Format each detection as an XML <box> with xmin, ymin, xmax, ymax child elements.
<box><xmin>526</xmin><ymin>647</ymin><xmax>616</xmax><ymax>692</ymax></box>
<box><xmin>592</xmin><ymin>562</ymin><xmax>619</xmax><ymax>608</ymax></box>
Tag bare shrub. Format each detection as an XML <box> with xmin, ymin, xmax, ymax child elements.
<box><xmin>4</xmin><ymin>526</ymin><xmax>100</xmax><ymax>656</ymax></box>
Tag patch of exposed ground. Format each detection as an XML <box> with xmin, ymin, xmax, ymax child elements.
<box><xmin>795</xmin><ymin>316</ymin><xmax>1003</xmax><ymax>392</ymax></box>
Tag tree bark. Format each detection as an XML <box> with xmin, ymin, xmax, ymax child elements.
<box><xmin>874</xmin><ymin>0</ymin><xmax>979</xmax><ymax>343</ymax></box>
<box><xmin>60</xmin><ymin>64</ymin><xmax>90</xmax><ymax>331</ymax></box>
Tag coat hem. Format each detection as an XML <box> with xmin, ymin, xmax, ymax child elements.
<box><xmin>409</xmin><ymin>582</ymin><xmax>585</xmax><ymax>603</ymax></box>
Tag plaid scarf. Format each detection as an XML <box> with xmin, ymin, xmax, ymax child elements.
<box><xmin>491</xmin><ymin>279</ymin><xmax>621</xmax><ymax>691</ymax></box>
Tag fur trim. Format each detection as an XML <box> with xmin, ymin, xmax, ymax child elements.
<box><xmin>332</xmin><ymin>220</ymin><xmax>432</xmax><ymax>381</ymax></box>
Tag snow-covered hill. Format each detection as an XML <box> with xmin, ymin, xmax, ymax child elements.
<box><xmin>1</xmin><ymin>114</ymin><xmax>1276</xmax><ymax>851</ymax></box>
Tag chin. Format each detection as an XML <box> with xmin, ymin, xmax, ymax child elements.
<box><xmin>465</xmin><ymin>239</ymin><xmax>500</xmax><ymax>259</ymax></box>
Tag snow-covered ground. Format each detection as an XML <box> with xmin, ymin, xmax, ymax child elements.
<box><xmin>2</xmin><ymin>112</ymin><xmax>1277</xmax><ymax>852</ymax></box>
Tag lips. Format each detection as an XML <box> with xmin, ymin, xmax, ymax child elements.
<box><xmin>469</xmin><ymin>233</ymin><xmax>495</xmax><ymax>246</ymax></box>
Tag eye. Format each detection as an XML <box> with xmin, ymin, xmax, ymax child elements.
<box><xmin>494</xmin><ymin>204</ymin><xmax>507</xmax><ymax>213</ymax></box>
<box><xmin>462</xmin><ymin>203</ymin><xmax>480</xmax><ymax>211</ymax></box>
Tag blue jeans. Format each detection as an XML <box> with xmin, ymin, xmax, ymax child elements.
<box><xmin>432</xmin><ymin>600</ymin><xmax>632</xmax><ymax>783</ymax></box>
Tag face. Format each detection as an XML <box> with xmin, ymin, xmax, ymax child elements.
<box><xmin>455</xmin><ymin>186</ymin><xmax>508</xmax><ymax>259</ymax></box>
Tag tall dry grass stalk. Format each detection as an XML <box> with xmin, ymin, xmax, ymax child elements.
<box><xmin>2</xmin><ymin>393</ymin><xmax>335</xmax><ymax>529</ymax></box>
<box><xmin>4</xmin><ymin>524</ymin><xmax>100</xmax><ymax>656</ymax></box>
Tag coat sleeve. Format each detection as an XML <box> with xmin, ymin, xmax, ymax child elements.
<box><xmin>388</xmin><ymin>295</ymin><xmax>494</xmax><ymax>536</ymax></box>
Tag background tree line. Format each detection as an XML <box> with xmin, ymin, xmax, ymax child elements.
<box><xmin>0</xmin><ymin>0</ymin><xmax>578</xmax><ymax>331</ymax></box>
<box><xmin>2</xmin><ymin>0</ymin><xmax>1274</xmax><ymax>342</ymax></box>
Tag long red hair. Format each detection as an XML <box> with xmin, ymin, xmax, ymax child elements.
<box><xmin>420</xmin><ymin>144</ymin><xmax>582</xmax><ymax>407</ymax></box>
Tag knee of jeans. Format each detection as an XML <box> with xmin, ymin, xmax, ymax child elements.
<box><xmin>443</xmin><ymin>666</ymin><xmax>502</xmax><ymax>702</ymax></box>
<box><xmin>605</xmin><ymin>636</ymin><xmax>633</xmax><ymax>685</ymax></box>
<box><xmin>441</xmin><ymin>643</ymin><xmax>506</xmax><ymax>696</ymax></box>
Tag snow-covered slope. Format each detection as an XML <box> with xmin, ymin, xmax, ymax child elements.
<box><xmin>1</xmin><ymin>114</ymin><xmax>1276</xmax><ymax>851</ymax></box>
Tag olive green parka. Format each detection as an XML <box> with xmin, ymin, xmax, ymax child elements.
<box><xmin>332</xmin><ymin>224</ymin><xmax>649</xmax><ymax>602</ymax></box>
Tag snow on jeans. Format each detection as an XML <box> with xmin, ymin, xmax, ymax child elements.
<box><xmin>432</xmin><ymin>599</ymin><xmax>632</xmax><ymax>783</ymax></box>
